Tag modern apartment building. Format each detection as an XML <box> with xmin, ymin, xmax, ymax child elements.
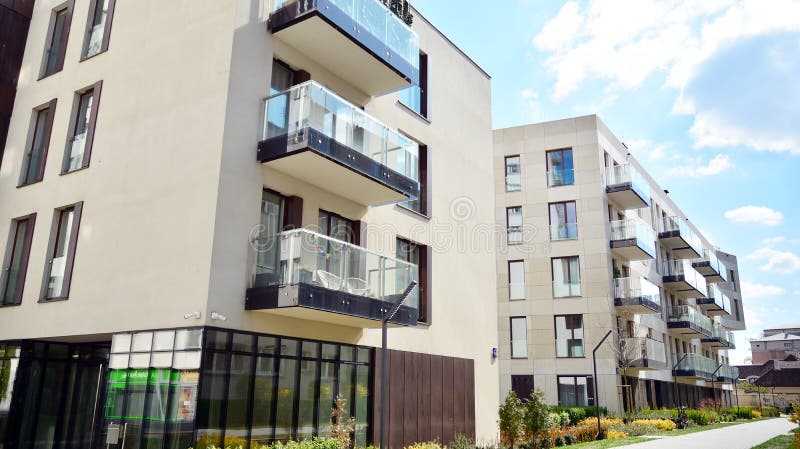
<box><xmin>494</xmin><ymin>115</ymin><xmax>745</xmax><ymax>413</ymax></box>
<box><xmin>750</xmin><ymin>327</ymin><xmax>800</xmax><ymax>364</ymax></box>
<box><xmin>0</xmin><ymin>1</ymin><xmax>499</xmax><ymax>448</ymax></box>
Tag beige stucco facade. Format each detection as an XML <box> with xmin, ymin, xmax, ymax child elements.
<box><xmin>494</xmin><ymin>115</ymin><xmax>745</xmax><ymax>412</ymax></box>
<box><xmin>0</xmin><ymin>0</ymin><xmax>499</xmax><ymax>444</ymax></box>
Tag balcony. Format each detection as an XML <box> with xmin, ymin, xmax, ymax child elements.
<box><xmin>663</xmin><ymin>259</ymin><xmax>707</xmax><ymax>298</ymax></box>
<box><xmin>692</xmin><ymin>248</ymin><xmax>728</xmax><ymax>283</ymax></box>
<box><xmin>550</xmin><ymin>223</ymin><xmax>578</xmax><ymax>241</ymax></box>
<box><xmin>702</xmin><ymin>324</ymin><xmax>736</xmax><ymax>350</ymax></box>
<box><xmin>716</xmin><ymin>364</ymin><xmax>739</xmax><ymax>383</ymax></box>
<box><xmin>668</xmin><ymin>305</ymin><xmax>712</xmax><ymax>338</ymax></box>
<box><xmin>246</xmin><ymin>229</ymin><xmax>419</xmax><ymax>328</ymax></box>
<box><xmin>622</xmin><ymin>338</ymin><xmax>667</xmax><ymax>370</ymax></box>
<box><xmin>546</xmin><ymin>168</ymin><xmax>574</xmax><ymax>187</ymax></box>
<box><xmin>259</xmin><ymin>81</ymin><xmax>420</xmax><ymax>206</ymax></box>
<box><xmin>605</xmin><ymin>164</ymin><xmax>651</xmax><ymax>209</ymax></box>
<box><xmin>268</xmin><ymin>0</ymin><xmax>419</xmax><ymax>96</ymax></box>
<box><xmin>507</xmin><ymin>226</ymin><xmax>523</xmax><ymax>245</ymax></box>
<box><xmin>673</xmin><ymin>354</ymin><xmax>716</xmax><ymax>380</ymax></box>
<box><xmin>657</xmin><ymin>217</ymin><xmax>702</xmax><ymax>259</ymax></box>
<box><xmin>610</xmin><ymin>219</ymin><xmax>656</xmax><ymax>261</ymax></box>
<box><xmin>613</xmin><ymin>277</ymin><xmax>662</xmax><ymax>315</ymax></box>
<box><xmin>696</xmin><ymin>284</ymin><xmax>732</xmax><ymax>317</ymax></box>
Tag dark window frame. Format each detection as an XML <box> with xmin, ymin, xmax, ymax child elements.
<box><xmin>39</xmin><ymin>201</ymin><xmax>83</xmax><ymax>301</ymax></box>
<box><xmin>510</xmin><ymin>316</ymin><xmax>527</xmax><ymax>359</ymax></box>
<box><xmin>39</xmin><ymin>1</ymin><xmax>75</xmax><ymax>79</ymax></box>
<box><xmin>549</xmin><ymin>201</ymin><xmax>578</xmax><ymax>240</ymax></box>
<box><xmin>398</xmin><ymin>144</ymin><xmax>431</xmax><ymax>218</ymax></box>
<box><xmin>1</xmin><ymin>214</ymin><xmax>37</xmax><ymax>307</ymax></box>
<box><xmin>557</xmin><ymin>375</ymin><xmax>594</xmax><ymax>406</ymax></box>
<box><xmin>318</xmin><ymin>209</ymin><xmax>359</xmax><ymax>245</ymax></box>
<box><xmin>551</xmin><ymin>256</ymin><xmax>581</xmax><ymax>298</ymax></box>
<box><xmin>511</xmin><ymin>375</ymin><xmax>534</xmax><ymax>401</ymax></box>
<box><xmin>505</xmin><ymin>155</ymin><xmax>521</xmax><ymax>192</ymax></box>
<box><xmin>396</xmin><ymin>237</ymin><xmax>431</xmax><ymax>325</ymax></box>
<box><xmin>18</xmin><ymin>99</ymin><xmax>57</xmax><ymax>186</ymax></box>
<box><xmin>399</xmin><ymin>51</ymin><xmax>429</xmax><ymax>119</ymax></box>
<box><xmin>554</xmin><ymin>314</ymin><xmax>585</xmax><ymax>358</ymax></box>
<box><xmin>545</xmin><ymin>147</ymin><xmax>575</xmax><ymax>187</ymax></box>
<box><xmin>62</xmin><ymin>81</ymin><xmax>102</xmax><ymax>174</ymax></box>
<box><xmin>80</xmin><ymin>0</ymin><xmax>117</xmax><ymax>60</ymax></box>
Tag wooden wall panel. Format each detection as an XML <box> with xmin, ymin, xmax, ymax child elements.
<box><xmin>0</xmin><ymin>1</ymin><xmax>34</xmax><ymax>161</ymax></box>
<box><xmin>429</xmin><ymin>355</ymin><xmax>444</xmax><ymax>441</ymax></box>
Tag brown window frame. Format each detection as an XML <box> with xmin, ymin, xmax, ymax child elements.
<box><xmin>396</xmin><ymin>237</ymin><xmax>431</xmax><ymax>325</ymax></box>
<box><xmin>18</xmin><ymin>99</ymin><xmax>58</xmax><ymax>186</ymax></box>
<box><xmin>508</xmin><ymin>260</ymin><xmax>525</xmax><ymax>301</ymax></box>
<box><xmin>505</xmin><ymin>155</ymin><xmax>521</xmax><ymax>192</ymax></box>
<box><xmin>399</xmin><ymin>51</ymin><xmax>429</xmax><ymax>118</ymax></box>
<box><xmin>81</xmin><ymin>0</ymin><xmax>117</xmax><ymax>60</ymax></box>
<box><xmin>554</xmin><ymin>314</ymin><xmax>585</xmax><ymax>358</ymax></box>
<box><xmin>62</xmin><ymin>81</ymin><xmax>103</xmax><ymax>174</ymax></box>
<box><xmin>510</xmin><ymin>316</ymin><xmax>528</xmax><ymax>359</ymax></box>
<box><xmin>39</xmin><ymin>1</ymin><xmax>75</xmax><ymax>79</ymax></box>
<box><xmin>551</xmin><ymin>256</ymin><xmax>581</xmax><ymax>298</ymax></box>
<box><xmin>557</xmin><ymin>375</ymin><xmax>595</xmax><ymax>406</ymax></box>
<box><xmin>40</xmin><ymin>202</ymin><xmax>83</xmax><ymax>301</ymax></box>
<box><xmin>1</xmin><ymin>214</ymin><xmax>37</xmax><ymax>307</ymax></box>
<box><xmin>318</xmin><ymin>209</ymin><xmax>360</xmax><ymax>245</ymax></box>
<box><xmin>398</xmin><ymin>144</ymin><xmax>431</xmax><ymax>218</ymax></box>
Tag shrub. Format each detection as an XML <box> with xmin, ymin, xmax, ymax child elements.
<box><xmin>576</xmin><ymin>417</ymin><xmax>621</xmax><ymax>428</ymax></box>
<box><xmin>331</xmin><ymin>395</ymin><xmax>355</xmax><ymax>448</ymax></box>
<box><xmin>606</xmin><ymin>430</ymin><xmax>628</xmax><ymax>440</ymax></box>
<box><xmin>260</xmin><ymin>438</ymin><xmax>345</xmax><ymax>449</ymax></box>
<box><xmin>753</xmin><ymin>410</ymin><xmax>762</xmax><ymax>419</ymax></box>
<box><xmin>686</xmin><ymin>409</ymin><xmax>711</xmax><ymax>426</ymax></box>
<box><xmin>549</xmin><ymin>407</ymin><xmax>585</xmax><ymax>426</ymax></box>
<box><xmin>729</xmin><ymin>406</ymin><xmax>755</xmax><ymax>419</ymax></box>
<box><xmin>498</xmin><ymin>391</ymin><xmax>524</xmax><ymax>449</ymax></box>
<box><xmin>404</xmin><ymin>443</ymin><xmax>445</xmax><ymax>449</ymax></box>
<box><xmin>631</xmin><ymin>419</ymin><xmax>676</xmax><ymax>432</ymax></box>
<box><xmin>522</xmin><ymin>390</ymin><xmax>550</xmax><ymax>441</ymax></box>
<box><xmin>617</xmin><ymin>422</ymin><xmax>659</xmax><ymax>436</ymax></box>
<box><xmin>761</xmin><ymin>406</ymin><xmax>780</xmax><ymax>417</ymax></box>
<box><xmin>790</xmin><ymin>403</ymin><xmax>800</xmax><ymax>425</ymax></box>
<box><xmin>633</xmin><ymin>408</ymin><xmax>678</xmax><ymax>420</ymax></box>
<box><xmin>451</xmin><ymin>434</ymin><xmax>476</xmax><ymax>449</ymax></box>
<box><xmin>570</xmin><ymin>423</ymin><xmax>601</xmax><ymax>444</ymax></box>
<box><xmin>698</xmin><ymin>398</ymin><xmax>721</xmax><ymax>410</ymax></box>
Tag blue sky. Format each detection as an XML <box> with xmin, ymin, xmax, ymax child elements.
<box><xmin>412</xmin><ymin>0</ymin><xmax>800</xmax><ymax>364</ymax></box>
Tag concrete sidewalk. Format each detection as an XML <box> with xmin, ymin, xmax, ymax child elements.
<box><xmin>623</xmin><ymin>418</ymin><xmax>796</xmax><ymax>449</ymax></box>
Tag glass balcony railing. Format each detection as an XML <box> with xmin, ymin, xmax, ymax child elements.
<box><xmin>550</xmin><ymin>223</ymin><xmax>578</xmax><ymax>241</ymax></box>
<box><xmin>251</xmin><ymin>228</ymin><xmax>419</xmax><ymax>311</ymax></box>
<box><xmin>708</xmin><ymin>324</ymin><xmax>736</xmax><ymax>348</ymax></box>
<box><xmin>663</xmin><ymin>259</ymin><xmax>707</xmax><ymax>294</ymax></box>
<box><xmin>658</xmin><ymin>216</ymin><xmax>703</xmax><ymax>256</ymax></box>
<box><xmin>605</xmin><ymin>164</ymin><xmax>651</xmax><ymax>205</ymax></box>
<box><xmin>507</xmin><ymin>226</ymin><xmax>523</xmax><ymax>245</ymax></box>
<box><xmin>702</xmin><ymin>283</ymin><xmax>732</xmax><ymax>314</ymax></box>
<box><xmin>674</xmin><ymin>353</ymin><xmax>717</xmax><ymax>378</ymax></box>
<box><xmin>547</xmin><ymin>168</ymin><xmax>574</xmax><ymax>187</ymax></box>
<box><xmin>668</xmin><ymin>305</ymin><xmax>712</xmax><ymax>335</ymax></box>
<box><xmin>693</xmin><ymin>248</ymin><xmax>728</xmax><ymax>281</ymax></box>
<box><xmin>614</xmin><ymin>277</ymin><xmax>661</xmax><ymax>306</ymax></box>
<box><xmin>553</xmin><ymin>280</ymin><xmax>581</xmax><ymax>298</ymax></box>
<box><xmin>716</xmin><ymin>364</ymin><xmax>739</xmax><ymax>382</ymax></box>
<box><xmin>65</xmin><ymin>133</ymin><xmax>87</xmax><ymax>172</ymax></box>
<box><xmin>506</xmin><ymin>172</ymin><xmax>521</xmax><ymax>192</ymax></box>
<box><xmin>623</xmin><ymin>338</ymin><xmax>667</xmax><ymax>364</ymax></box>
<box><xmin>609</xmin><ymin>219</ymin><xmax>656</xmax><ymax>256</ymax></box>
<box><xmin>259</xmin><ymin>81</ymin><xmax>419</xmax><ymax>200</ymax></box>
<box><xmin>509</xmin><ymin>283</ymin><xmax>525</xmax><ymax>301</ymax></box>
<box><xmin>271</xmin><ymin>0</ymin><xmax>420</xmax><ymax>73</ymax></box>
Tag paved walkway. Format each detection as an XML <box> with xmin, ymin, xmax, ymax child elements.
<box><xmin>624</xmin><ymin>418</ymin><xmax>796</xmax><ymax>449</ymax></box>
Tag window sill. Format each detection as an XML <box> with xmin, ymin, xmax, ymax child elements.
<box><xmin>510</xmin><ymin>357</ymin><xmax>528</xmax><ymax>360</ymax></box>
<box><xmin>556</xmin><ymin>356</ymin><xmax>586</xmax><ymax>359</ymax></box>
<box><xmin>80</xmin><ymin>49</ymin><xmax>107</xmax><ymax>63</ymax></box>
<box><xmin>37</xmin><ymin>70</ymin><xmax>62</xmax><ymax>81</ymax></box>
<box><xmin>553</xmin><ymin>295</ymin><xmax>583</xmax><ymax>299</ymax></box>
<box><xmin>396</xmin><ymin>101</ymin><xmax>431</xmax><ymax>124</ymax></box>
<box><xmin>509</xmin><ymin>298</ymin><xmax>526</xmax><ymax>302</ymax></box>
<box><xmin>547</xmin><ymin>183</ymin><xmax>576</xmax><ymax>188</ymax></box>
<box><xmin>38</xmin><ymin>297</ymin><xmax>69</xmax><ymax>303</ymax></box>
<box><xmin>60</xmin><ymin>165</ymin><xmax>90</xmax><ymax>176</ymax></box>
<box><xmin>395</xmin><ymin>203</ymin><xmax>431</xmax><ymax>221</ymax></box>
<box><xmin>506</xmin><ymin>188</ymin><xmax>522</xmax><ymax>193</ymax></box>
<box><xmin>550</xmin><ymin>237</ymin><xmax>580</xmax><ymax>242</ymax></box>
<box><xmin>17</xmin><ymin>179</ymin><xmax>44</xmax><ymax>188</ymax></box>
<box><xmin>0</xmin><ymin>303</ymin><xmax>22</xmax><ymax>308</ymax></box>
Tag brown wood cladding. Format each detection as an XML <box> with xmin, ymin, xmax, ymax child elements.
<box><xmin>372</xmin><ymin>348</ymin><xmax>476</xmax><ymax>448</ymax></box>
<box><xmin>0</xmin><ymin>1</ymin><xmax>34</xmax><ymax>162</ymax></box>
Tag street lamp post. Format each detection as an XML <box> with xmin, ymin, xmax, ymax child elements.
<box><xmin>593</xmin><ymin>330</ymin><xmax>613</xmax><ymax>440</ymax></box>
<box><xmin>380</xmin><ymin>281</ymin><xmax>417</xmax><ymax>449</ymax></box>
<box><xmin>672</xmin><ymin>354</ymin><xmax>688</xmax><ymax>409</ymax></box>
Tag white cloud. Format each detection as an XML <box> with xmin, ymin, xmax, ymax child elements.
<box><xmin>724</xmin><ymin>206</ymin><xmax>784</xmax><ymax>226</ymax></box>
<box><xmin>665</xmin><ymin>154</ymin><xmax>734</xmax><ymax>178</ymax></box>
<box><xmin>690</xmin><ymin>111</ymin><xmax>800</xmax><ymax>154</ymax></box>
<box><xmin>745</xmin><ymin>247</ymin><xmax>800</xmax><ymax>274</ymax></box>
<box><xmin>741</xmin><ymin>281</ymin><xmax>787</xmax><ymax>299</ymax></box>
<box><xmin>744</xmin><ymin>306</ymin><xmax>764</xmax><ymax>327</ymax></box>
<box><xmin>763</xmin><ymin>236</ymin><xmax>786</xmax><ymax>247</ymax></box>
<box><xmin>624</xmin><ymin>139</ymin><xmax>671</xmax><ymax>161</ymax></box>
<box><xmin>520</xmin><ymin>89</ymin><xmax>544</xmax><ymax>122</ymax></box>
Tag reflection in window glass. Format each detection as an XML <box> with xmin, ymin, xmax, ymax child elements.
<box><xmin>275</xmin><ymin>358</ymin><xmax>297</xmax><ymax>441</ymax></box>
<box><xmin>555</xmin><ymin>315</ymin><xmax>585</xmax><ymax>358</ymax></box>
<box><xmin>297</xmin><ymin>359</ymin><xmax>318</xmax><ymax>440</ymax></box>
<box><xmin>225</xmin><ymin>354</ymin><xmax>253</xmax><ymax>445</ymax></box>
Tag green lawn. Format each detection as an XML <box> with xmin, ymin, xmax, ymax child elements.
<box><xmin>569</xmin><ymin>437</ymin><xmax>648</xmax><ymax>449</ymax></box>
<box><xmin>749</xmin><ymin>434</ymin><xmax>796</xmax><ymax>449</ymax></box>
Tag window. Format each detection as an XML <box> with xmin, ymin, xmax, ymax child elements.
<box><xmin>396</xmin><ymin>238</ymin><xmax>430</xmax><ymax>324</ymax></box>
<box><xmin>511</xmin><ymin>375</ymin><xmax>534</xmax><ymax>401</ymax></box>
<box><xmin>399</xmin><ymin>52</ymin><xmax>428</xmax><ymax>117</ymax></box>
<box><xmin>557</xmin><ymin>376</ymin><xmax>593</xmax><ymax>406</ymax></box>
<box><xmin>505</xmin><ymin>156</ymin><xmax>521</xmax><ymax>191</ymax></box>
<box><xmin>19</xmin><ymin>101</ymin><xmax>57</xmax><ymax>186</ymax></box>
<box><xmin>555</xmin><ymin>315</ymin><xmax>584</xmax><ymax>358</ymax></box>
<box><xmin>63</xmin><ymin>82</ymin><xmax>102</xmax><ymax>173</ymax></box>
<box><xmin>271</xmin><ymin>60</ymin><xmax>295</xmax><ymax>95</ymax></box>
<box><xmin>546</xmin><ymin>148</ymin><xmax>574</xmax><ymax>187</ymax></box>
<box><xmin>82</xmin><ymin>0</ymin><xmax>117</xmax><ymax>58</ymax></box>
<box><xmin>729</xmin><ymin>270</ymin><xmax>736</xmax><ymax>291</ymax></box>
<box><xmin>507</xmin><ymin>207</ymin><xmax>522</xmax><ymax>245</ymax></box>
<box><xmin>1</xmin><ymin>215</ymin><xmax>36</xmax><ymax>306</ymax></box>
<box><xmin>401</xmin><ymin>144</ymin><xmax>430</xmax><ymax>216</ymax></box>
<box><xmin>41</xmin><ymin>203</ymin><xmax>83</xmax><ymax>300</ymax></box>
<box><xmin>319</xmin><ymin>210</ymin><xmax>357</xmax><ymax>243</ymax></box>
<box><xmin>552</xmin><ymin>256</ymin><xmax>581</xmax><ymax>298</ymax></box>
<box><xmin>510</xmin><ymin>317</ymin><xmax>527</xmax><ymax>359</ymax></box>
<box><xmin>508</xmin><ymin>261</ymin><xmax>525</xmax><ymax>301</ymax></box>
<box><xmin>41</xmin><ymin>4</ymin><xmax>73</xmax><ymax>78</ymax></box>
<box><xmin>549</xmin><ymin>201</ymin><xmax>578</xmax><ymax>241</ymax></box>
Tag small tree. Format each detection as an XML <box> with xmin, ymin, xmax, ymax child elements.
<box><xmin>611</xmin><ymin>319</ymin><xmax>642</xmax><ymax>421</ymax></box>
<box><xmin>331</xmin><ymin>395</ymin><xmax>355</xmax><ymax>448</ymax></box>
<box><xmin>522</xmin><ymin>390</ymin><xmax>549</xmax><ymax>444</ymax></box>
<box><xmin>498</xmin><ymin>390</ymin><xmax>524</xmax><ymax>449</ymax></box>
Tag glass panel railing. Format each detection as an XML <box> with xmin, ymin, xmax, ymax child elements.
<box><xmin>251</xmin><ymin>229</ymin><xmax>419</xmax><ymax>310</ymax></box>
<box><xmin>271</xmin><ymin>0</ymin><xmax>419</xmax><ymax>69</ymax></box>
<box><xmin>553</xmin><ymin>280</ymin><xmax>581</xmax><ymax>298</ymax></box>
<box><xmin>614</xmin><ymin>277</ymin><xmax>660</xmax><ymax>304</ymax></box>
<box><xmin>609</xmin><ymin>219</ymin><xmax>656</xmax><ymax>255</ymax></box>
<box><xmin>605</xmin><ymin>164</ymin><xmax>650</xmax><ymax>200</ymax></box>
<box><xmin>507</xmin><ymin>227</ymin><xmax>523</xmax><ymax>245</ymax></box>
<box><xmin>716</xmin><ymin>364</ymin><xmax>738</xmax><ymax>381</ymax></box>
<box><xmin>66</xmin><ymin>133</ymin><xmax>87</xmax><ymax>172</ymax></box>
<box><xmin>706</xmin><ymin>284</ymin><xmax>732</xmax><ymax>313</ymax></box>
<box><xmin>694</xmin><ymin>248</ymin><xmax>727</xmax><ymax>280</ymax></box>
<box><xmin>675</xmin><ymin>353</ymin><xmax>717</xmax><ymax>376</ymax></box>
<box><xmin>624</xmin><ymin>338</ymin><xmax>667</xmax><ymax>364</ymax></box>
<box><xmin>711</xmin><ymin>324</ymin><xmax>735</xmax><ymax>346</ymax></box>
<box><xmin>546</xmin><ymin>169</ymin><xmax>574</xmax><ymax>187</ymax></box>
<box><xmin>263</xmin><ymin>81</ymin><xmax>419</xmax><ymax>182</ymax></box>
<box><xmin>664</xmin><ymin>259</ymin><xmax>707</xmax><ymax>293</ymax></box>
<box><xmin>506</xmin><ymin>172</ymin><xmax>521</xmax><ymax>192</ymax></box>
<box><xmin>658</xmin><ymin>216</ymin><xmax>703</xmax><ymax>253</ymax></box>
<box><xmin>550</xmin><ymin>223</ymin><xmax>578</xmax><ymax>241</ymax></box>
<box><xmin>668</xmin><ymin>305</ymin><xmax>712</xmax><ymax>334</ymax></box>
<box><xmin>509</xmin><ymin>283</ymin><xmax>525</xmax><ymax>301</ymax></box>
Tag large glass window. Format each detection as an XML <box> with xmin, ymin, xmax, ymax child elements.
<box><xmin>507</xmin><ymin>207</ymin><xmax>523</xmax><ymax>245</ymax></box>
<box><xmin>505</xmin><ymin>156</ymin><xmax>521</xmax><ymax>192</ymax></box>
<box><xmin>43</xmin><ymin>204</ymin><xmax>82</xmax><ymax>300</ymax></box>
<box><xmin>552</xmin><ymin>256</ymin><xmax>581</xmax><ymax>298</ymax></box>
<box><xmin>555</xmin><ymin>315</ymin><xmax>585</xmax><ymax>358</ymax></box>
<box><xmin>399</xmin><ymin>52</ymin><xmax>428</xmax><ymax>117</ymax></box>
<box><xmin>42</xmin><ymin>7</ymin><xmax>70</xmax><ymax>77</ymax></box>
<box><xmin>82</xmin><ymin>0</ymin><xmax>116</xmax><ymax>58</ymax></box>
<box><xmin>401</xmin><ymin>144</ymin><xmax>429</xmax><ymax>216</ymax></box>
<box><xmin>558</xmin><ymin>376</ymin><xmax>593</xmax><ymax>406</ymax></box>
<box><xmin>2</xmin><ymin>215</ymin><xmax>36</xmax><ymax>306</ymax></box>
<box><xmin>64</xmin><ymin>87</ymin><xmax>98</xmax><ymax>173</ymax></box>
<box><xmin>549</xmin><ymin>201</ymin><xmax>578</xmax><ymax>241</ymax></box>
<box><xmin>510</xmin><ymin>317</ymin><xmax>527</xmax><ymax>359</ymax></box>
<box><xmin>396</xmin><ymin>238</ymin><xmax>427</xmax><ymax>322</ymax></box>
<box><xmin>508</xmin><ymin>261</ymin><xmax>525</xmax><ymax>301</ymax></box>
<box><xmin>546</xmin><ymin>148</ymin><xmax>575</xmax><ymax>187</ymax></box>
<box><xmin>20</xmin><ymin>103</ymin><xmax>55</xmax><ymax>186</ymax></box>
